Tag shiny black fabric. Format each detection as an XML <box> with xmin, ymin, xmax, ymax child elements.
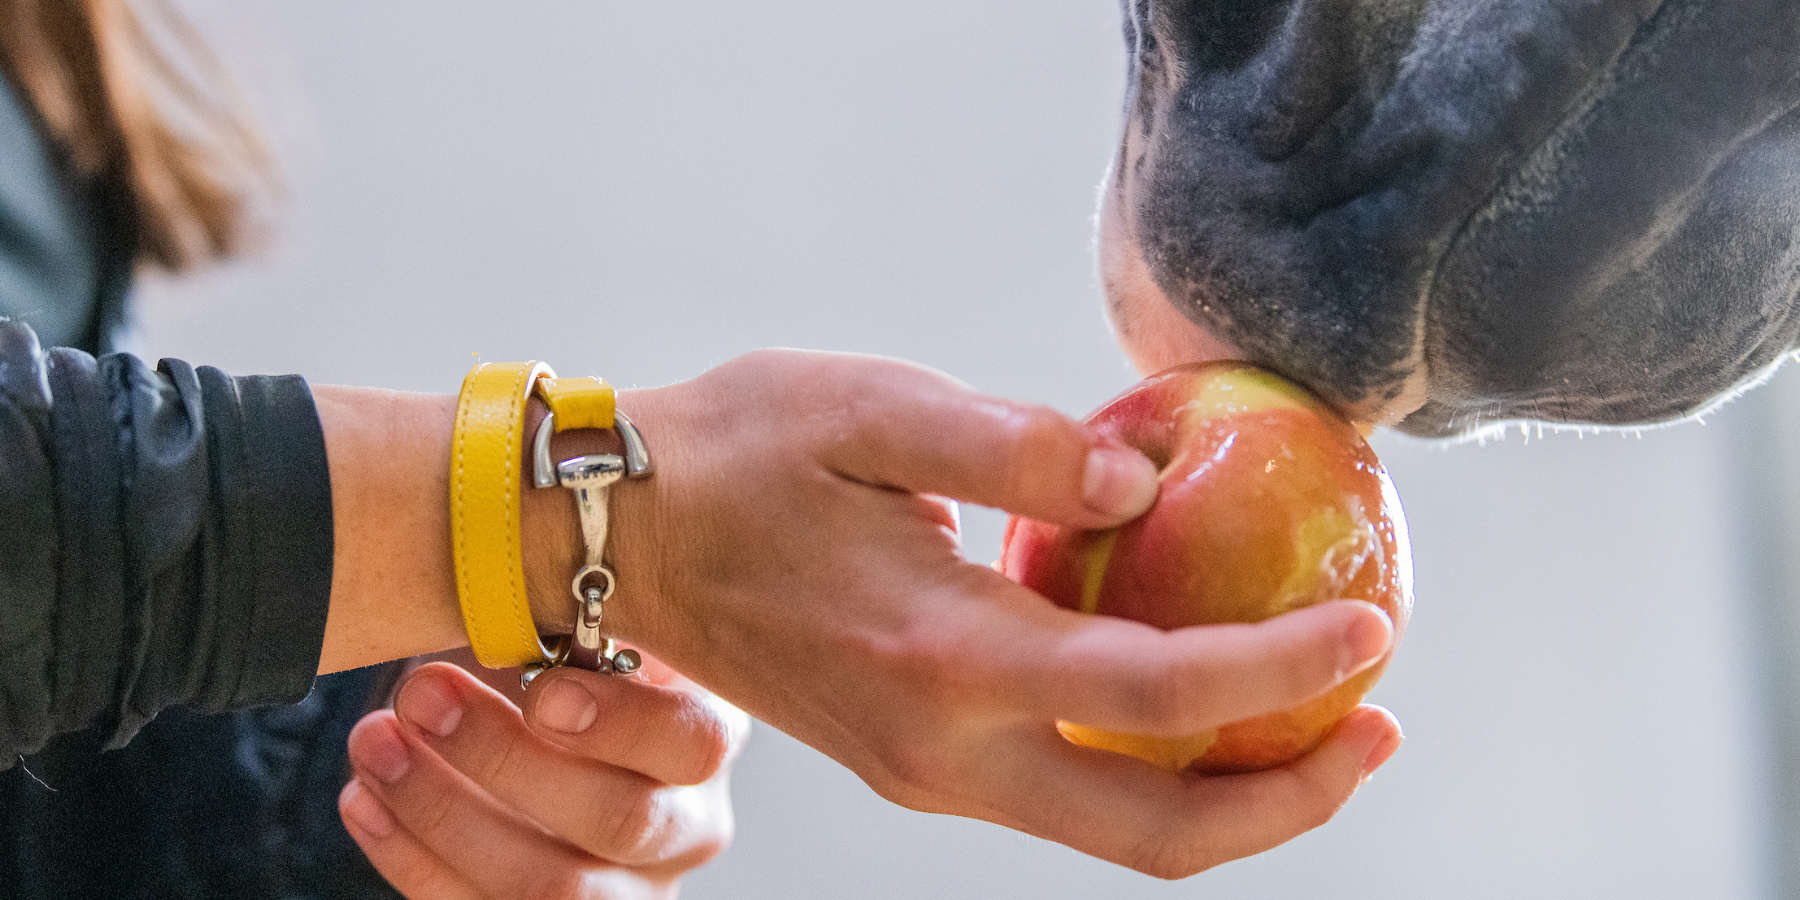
<box><xmin>0</xmin><ymin>320</ymin><xmax>401</xmax><ymax>898</ymax></box>
<box><xmin>0</xmin><ymin>328</ymin><xmax>333</xmax><ymax>756</ymax></box>
<box><xmin>0</xmin><ymin>320</ymin><xmax>333</xmax><ymax>761</ymax></box>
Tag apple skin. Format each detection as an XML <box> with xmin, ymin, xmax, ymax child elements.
<box><xmin>999</xmin><ymin>361</ymin><xmax>1412</xmax><ymax>775</ymax></box>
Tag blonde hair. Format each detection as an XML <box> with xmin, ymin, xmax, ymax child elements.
<box><xmin>0</xmin><ymin>0</ymin><xmax>268</xmax><ymax>270</ymax></box>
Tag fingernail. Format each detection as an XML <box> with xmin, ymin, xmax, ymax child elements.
<box><xmin>397</xmin><ymin>674</ymin><xmax>463</xmax><ymax>738</ymax></box>
<box><xmin>1337</xmin><ymin>603</ymin><xmax>1394</xmax><ymax>681</ymax></box>
<box><xmin>1082</xmin><ymin>447</ymin><xmax>1159</xmax><ymax>519</ymax></box>
<box><xmin>340</xmin><ymin>780</ymin><xmax>397</xmax><ymax>838</ymax></box>
<box><xmin>1360</xmin><ymin>727</ymin><xmax>1403</xmax><ymax>784</ymax></box>
<box><xmin>351</xmin><ymin>718</ymin><xmax>412</xmax><ymax>784</ymax></box>
<box><xmin>533</xmin><ymin>678</ymin><xmax>599</xmax><ymax>734</ymax></box>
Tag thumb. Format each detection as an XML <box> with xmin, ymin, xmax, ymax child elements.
<box><xmin>818</xmin><ymin>361</ymin><xmax>1158</xmax><ymax>528</ymax></box>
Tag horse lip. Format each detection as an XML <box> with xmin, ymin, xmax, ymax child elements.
<box><xmin>1105</xmin><ymin>180</ymin><xmax>1433</xmax><ymax>434</ymax></box>
<box><xmin>1179</xmin><ymin>314</ymin><xmax>1431</xmax><ymax>434</ymax></box>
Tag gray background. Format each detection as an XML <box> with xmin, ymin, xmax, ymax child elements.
<box><xmin>143</xmin><ymin>2</ymin><xmax>1786</xmax><ymax>897</ymax></box>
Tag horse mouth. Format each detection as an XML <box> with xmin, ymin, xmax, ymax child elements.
<box><xmin>1113</xmin><ymin>0</ymin><xmax>1800</xmax><ymax>440</ymax></box>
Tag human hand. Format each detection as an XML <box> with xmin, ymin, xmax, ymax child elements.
<box><xmin>339</xmin><ymin>657</ymin><xmax>748</xmax><ymax>898</ymax></box>
<box><xmin>599</xmin><ymin>349</ymin><xmax>1402</xmax><ymax>878</ymax></box>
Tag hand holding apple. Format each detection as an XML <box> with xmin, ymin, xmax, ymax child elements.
<box><xmin>558</xmin><ymin>349</ymin><xmax>1404</xmax><ymax>876</ymax></box>
<box><xmin>999</xmin><ymin>361</ymin><xmax>1413</xmax><ymax>775</ymax></box>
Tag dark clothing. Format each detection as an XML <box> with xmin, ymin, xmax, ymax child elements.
<box><xmin>0</xmin><ymin>66</ymin><xmax>401</xmax><ymax>899</ymax></box>
<box><xmin>0</xmin><ymin>324</ymin><xmax>332</xmax><ymax>757</ymax></box>
<box><xmin>1</xmin><ymin>665</ymin><xmax>398</xmax><ymax>900</ymax></box>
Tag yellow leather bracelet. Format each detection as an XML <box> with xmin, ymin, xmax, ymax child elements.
<box><xmin>451</xmin><ymin>361</ymin><xmax>648</xmax><ymax>670</ymax></box>
<box><xmin>451</xmin><ymin>361</ymin><xmax>554</xmax><ymax>668</ymax></box>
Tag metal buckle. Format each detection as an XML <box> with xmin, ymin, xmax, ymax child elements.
<box><xmin>521</xmin><ymin>409</ymin><xmax>653</xmax><ymax>688</ymax></box>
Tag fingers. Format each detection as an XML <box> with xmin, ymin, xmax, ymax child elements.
<box><xmin>338</xmin><ymin>781</ymin><xmax>486</xmax><ymax>900</ymax></box>
<box><xmin>971</xmin><ymin>705</ymin><xmax>1403</xmax><ymax>879</ymax></box>
<box><xmin>1041</xmin><ymin>600</ymin><xmax>1394</xmax><ymax>735</ymax></box>
<box><xmin>940</xmin><ymin>569</ymin><xmax>1394</xmax><ymax>735</ymax></box>
<box><xmin>810</xmin><ymin>357</ymin><xmax>1159</xmax><ymax>528</ymax></box>
<box><xmin>369</xmin><ymin>663</ymin><xmax>735</xmax><ymax>870</ymax></box>
<box><xmin>519</xmin><ymin>666</ymin><xmax>751</xmax><ymax>787</ymax></box>
<box><xmin>342</xmin><ymin>713</ymin><xmax>674</xmax><ymax>900</ymax></box>
<box><xmin>340</xmin><ymin>779</ymin><xmax>671</xmax><ymax>900</ymax></box>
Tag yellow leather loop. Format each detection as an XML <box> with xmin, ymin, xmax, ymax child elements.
<box><xmin>537</xmin><ymin>376</ymin><xmax>615</xmax><ymax>432</ymax></box>
<box><xmin>451</xmin><ymin>360</ymin><xmax>557</xmax><ymax>668</ymax></box>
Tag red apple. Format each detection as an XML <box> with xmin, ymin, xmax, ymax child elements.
<box><xmin>999</xmin><ymin>361</ymin><xmax>1412</xmax><ymax>775</ymax></box>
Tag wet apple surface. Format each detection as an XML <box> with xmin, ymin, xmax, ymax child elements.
<box><xmin>999</xmin><ymin>362</ymin><xmax>1413</xmax><ymax>775</ymax></box>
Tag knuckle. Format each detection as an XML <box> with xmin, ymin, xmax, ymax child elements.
<box><xmin>1114</xmin><ymin>660</ymin><xmax>1198</xmax><ymax>727</ymax></box>
<box><xmin>473</xmin><ymin>727</ymin><xmax>532</xmax><ymax>787</ymax></box>
<box><xmin>678</xmin><ymin>706</ymin><xmax>735</xmax><ymax>785</ymax></box>
<box><xmin>999</xmin><ymin>404</ymin><xmax>1081</xmax><ymax>502</ymax></box>
<box><xmin>661</xmin><ymin>793</ymin><xmax>736</xmax><ymax>872</ymax></box>
<box><xmin>872</xmin><ymin>629</ymin><xmax>989</xmax><ymax>729</ymax></box>
<box><xmin>687</xmin><ymin>831</ymin><xmax>731</xmax><ymax>869</ymax></box>
<box><xmin>830</xmin><ymin>384</ymin><xmax>887</xmax><ymax>447</ymax></box>
<box><xmin>710</xmin><ymin>349</ymin><xmax>821</xmax><ymax>423</ymax></box>
<box><xmin>592</xmin><ymin>783</ymin><xmax>664</xmax><ymax>862</ymax></box>
<box><xmin>407</xmin><ymin>785</ymin><xmax>460</xmax><ymax>847</ymax></box>
<box><xmin>697</xmin><ymin>805</ymin><xmax>736</xmax><ymax>862</ymax></box>
<box><xmin>881</xmin><ymin>744</ymin><xmax>940</xmax><ymax>792</ymax></box>
<box><xmin>1154</xmin><ymin>624</ymin><xmax>1291</xmax><ymax>729</ymax></box>
<box><xmin>1301</xmin><ymin>797</ymin><xmax>1339</xmax><ymax>833</ymax></box>
<box><xmin>1263</xmin><ymin>621</ymin><xmax>1343</xmax><ymax>702</ymax></box>
<box><xmin>729</xmin><ymin>347</ymin><xmax>803</xmax><ymax>380</ymax></box>
<box><xmin>1290</xmin><ymin>764</ymin><xmax>1354</xmax><ymax>831</ymax></box>
<box><xmin>720</xmin><ymin>702</ymin><xmax>754</xmax><ymax>752</ymax></box>
<box><xmin>607</xmin><ymin>707</ymin><xmax>655</xmax><ymax>768</ymax></box>
<box><xmin>1124</xmin><ymin>812</ymin><xmax>1245</xmax><ymax>881</ymax></box>
<box><xmin>1129</xmin><ymin>839</ymin><xmax>1218</xmax><ymax>881</ymax></box>
<box><xmin>866</xmin><ymin>740</ymin><xmax>960</xmax><ymax>813</ymax></box>
<box><xmin>862</xmin><ymin>772</ymin><xmax>932</xmax><ymax>814</ymax></box>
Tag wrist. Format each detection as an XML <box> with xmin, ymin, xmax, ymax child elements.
<box><xmin>318</xmin><ymin>387</ymin><xmax>467</xmax><ymax>673</ymax></box>
<box><xmin>452</xmin><ymin>362</ymin><xmax>659</xmax><ymax>674</ymax></box>
<box><xmin>522</xmin><ymin>387</ymin><xmax>669</xmax><ymax>646</ymax></box>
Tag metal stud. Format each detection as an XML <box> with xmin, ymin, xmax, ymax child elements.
<box><xmin>611</xmin><ymin>648</ymin><xmax>642</xmax><ymax>675</ymax></box>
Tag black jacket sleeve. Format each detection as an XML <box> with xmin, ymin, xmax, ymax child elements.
<box><xmin>0</xmin><ymin>318</ymin><xmax>333</xmax><ymax>762</ymax></box>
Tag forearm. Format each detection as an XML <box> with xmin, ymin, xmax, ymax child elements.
<box><xmin>314</xmin><ymin>385</ymin><xmax>594</xmax><ymax>674</ymax></box>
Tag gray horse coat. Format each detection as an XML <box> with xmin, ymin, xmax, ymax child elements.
<box><xmin>1103</xmin><ymin>0</ymin><xmax>1800</xmax><ymax>437</ymax></box>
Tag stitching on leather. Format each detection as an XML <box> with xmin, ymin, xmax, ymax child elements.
<box><xmin>452</xmin><ymin>367</ymin><xmax>485</xmax><ymax>659</ymax></box>
<box><xmin>453</xmin><ymin>362</ymin><xmax>540</xmax><ymax>666</ymax></box>
<box><xmin>505</xmin><ymin>366</ymin><xmax>533</xmax><ymax>656</ymax></box>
